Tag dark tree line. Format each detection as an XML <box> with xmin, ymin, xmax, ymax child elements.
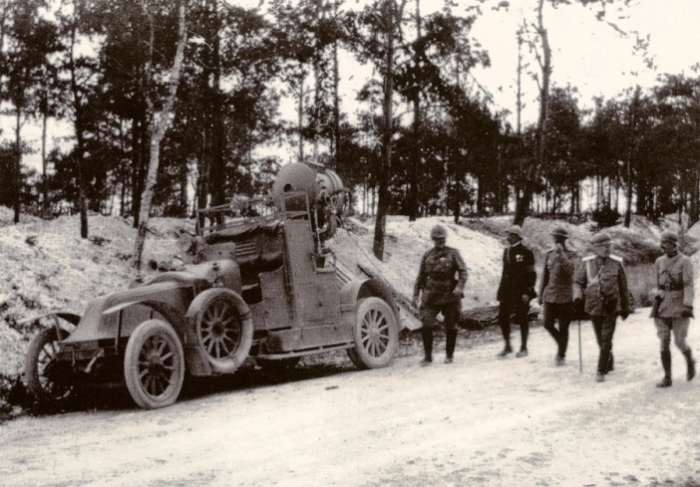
<box><xmin>2</xmin><ymin>0</ymin><xmax>700</xmax><ymax>262</ymax></box>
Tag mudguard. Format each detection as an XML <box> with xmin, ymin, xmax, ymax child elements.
<box><xmin>339</xmin><ymin>278</ymin><xmax>401</xmax><ymax>327</ymax></box>
<box><xmin>103</xmin><ymin>297</ymin><xmax>213</xmax><ymax>377</ymax></box>
<box><xmin>17</xmin><ymin>311</ymin><xmax>81</xmax><ymax>333</ymax></box>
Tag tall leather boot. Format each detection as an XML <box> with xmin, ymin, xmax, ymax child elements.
<box><xmin>683</xmin><ymin>349</ymin><xmax>696</xmax><ymax>381</ymax></box>
<box><xmin>445</xmin><ymin>329</ymin><xmax>457</xmax><ymax>363</ymax></box>
<box><xmin>656</xmin><ymin>351</ymin><xmax>672</xmax><ymax>388</ymax></box>
<box><xmin>606</xmin><ymin>353</ymin><xmax>615</xmax><ymax>373</ymax></box>
<box><xmin>421</xmin><ymin>328</ymin><xmax>433</xmax><ymax>365</ymax></box>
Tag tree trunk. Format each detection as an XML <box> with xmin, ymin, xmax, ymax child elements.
<box><xmin>373</xmin><ymin>0</ymin><xmax>395</xmax><ymax>261</ymax></box>
<box><xmin>332</xmin><ymin>1</ymin><xmax>340</xmax><ymax>160</ymax></box>
<box><xmin>691</xmin><ymin>166</ymin><xmax>700</xmax><ymax>226</ymax></box>
<box><xmin>514</xmin><ymin>0</ymin><xmax>550</xmax><ymax>226</ymax></box>
<box><xmin>209</xmin><ymin>0</ymin><xmax>226</xmax><ymax>220</ymax></box>
<box><xmin>298</xmin><ymin>74</ymin><xmax>305</xmax><ymax>163</ymax></box>
<box><xmin>624</xmin><ymin>87</ymin><xmax>640</xmax><ymax>228</ymax></box>
<box><xmin>41</xmin><ymin>94</ymin><xmax>48</xmax><ymax>213</ymax></box>
<box><xmin>133</xmin><ymin>2</ymin><xmax>187</xmax><ymax>272</ymax></box>
<box><xmin>13</xmin><ymin>108</ymin><xmax>21</xmax><ymax>224</ymax></box>
<box><xmin>68</xmin><ymin>13</ymin><xmax>88</xmax><ymax>238</ymax></box>
<box><xmin>408</xmin><ymin>0</ymin><xmax>421</xmax><ymax>222</ymax></box>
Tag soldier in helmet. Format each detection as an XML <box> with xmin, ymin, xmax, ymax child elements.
<box><xmin>649</xmin><ymin>230</ymin><xmax>695</xmax><ymax>388</ymax></box>
<box><xmin>413</xmin><ymin>224</ymin><xmax>468</xmax><ymax>365</ymax></box>
<box><xmin>496</xmin><ymin>225</ymin><xmax>537</xmax><ymax>358</ymax></box>
<box><xmin>574</xmin><ymin>231</ymin><xmax>630</xmax><ymax>382</ymax></box>
<box><xmin>539</xmin><ymin>225</ymin><xmax>577</xmax><ymax>365</ymax></box>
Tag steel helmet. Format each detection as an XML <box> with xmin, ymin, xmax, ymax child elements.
<box><xmin>551</xmin><ymin>225</ymin><xmax>569</xmax><ymax>239</ymax></box>
<box><xmin>660</xmin><ymin>230</ymin><xmax>678</xmax><ymax>245</ymax></box>
<box><xmin>430</xmin><ymin>224</ymin><xmax>447</xmax><ymax>239</ymax></box>
<box><xmin>591</xmin><ymin>232</ymin><xmax>612</xmax><ymax>245</ymax></box>
<box><xmin>505</xmin><ymin>224</ymin><xmax>523</xmax><ymax>239</ymax></box>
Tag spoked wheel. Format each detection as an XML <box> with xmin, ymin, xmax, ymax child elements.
<box><xmin>189</xmin><ymin>288</ymin><xmax>253</xmax><ymax>374</ymax></box>
<box><xmin>124</xmin><ymin>319</ymin><xmax>185</xmax><ymax>410</ymax></box>
<box><xmin>25</xmin><ymin>327</ymin><xmax>74</xmax><ymax>408</ymax></box>
<box><xmin>347</xmin><ymin>297</ymin><xmax>399</xmax><ymax>369</ymax></box>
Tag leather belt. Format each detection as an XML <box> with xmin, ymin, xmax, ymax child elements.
<box><xmin>662</xmin><ymin>283</ymin><xmax>684</xmax><ymax>291</ymax></box>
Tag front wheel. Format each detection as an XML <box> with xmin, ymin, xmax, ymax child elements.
<box><xmin>25</xmin><ymin>327</ymin><xmax>74</xmax><ymax>408</ymax></box>
<box><xmin>124</xmin><ymin>319</ymin><xmax>185</xmax><ymax>410</ymax></box>
<box><xmin>347</xmin><ymin>297</ymin><xmax>399</xmax><ymax>369</ymax></box>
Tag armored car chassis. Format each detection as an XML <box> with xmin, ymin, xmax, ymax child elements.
<box><xmin>24</xmin><ymin>163</ymin><xmax>401</xmax><ymax>410</ymax></box>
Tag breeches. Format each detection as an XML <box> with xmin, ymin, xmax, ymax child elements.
<box><xmin>543</xmin><ymin>302</ymin><xmax>572</xmax><ymax>357</ymax></box>
<box><xmin>498</xmin><ymin>298</ymin><xmax>530</xmax><ymax>345</ymax></box>
<box><xmin>655</xmin><ymin>317</ymin><xmax>691</xmax><ymax>353</ymax></box>
<box><xmin>420</xmin><ymin>302</ymin><xmax>461</xmax><ymax>331</ymax></box>
<box><xmin>590</xmin><ymin>315</ymin><xmax>617</xmax><ymax>374</ymax></box>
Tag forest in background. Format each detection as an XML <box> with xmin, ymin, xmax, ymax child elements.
<box><xmin>2</xmin><ymin>0</ymin><xmax>700</xmax><ymax>261</ymax></box>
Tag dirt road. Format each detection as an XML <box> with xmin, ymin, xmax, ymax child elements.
<box><xmin>2</xmin><ymin>310</ymin><xmax>700</xmax><ymax>487</ymax></box>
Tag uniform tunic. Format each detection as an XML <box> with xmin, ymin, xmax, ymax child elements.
<box><xmin>574</xmin><ymin>255</ymin><xmax>630</xmax><ymax>317</ymax></box>
<box><xmin>574</xmin><ymin>254</ymin><xmax>630</xmax><ymax>375</ymax></box>
<box><xmin>413</xmin><ymin>246</ymin><xmax>468</xmax><ymax>306</ymax></box>
<box><xmin>496</xmin><ymin>241</ymin><xmax>536</xmax><ymax>349</ymax></box>
<box><xmin>539</xmin><ymin>247</ymin><xmax>577</xmax><ymax>304</ymax></box>
<box><xmin>539</xmin><ymin>246</ymin><xmax>577</xmax><ymax>359</ymax></box>
<box><xmin>652</xmin><ymin>252</ymin><xmax>694</xmax><ymax>353</ymax></box>
<box><xmin>496</xmin><ymin>242</ymin><xmax>537</xmax><ymax>304</ymax></box>
<box><xmin>654</xmin><ymin>252</ymin><xmax>694</xmax><ymax>318</ymax></box>
<box><xmin>413</xmin><ymin>246</ymin><xmax>468</xmax><ymax>331</ymax></box>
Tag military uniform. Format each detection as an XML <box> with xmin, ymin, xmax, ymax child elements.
<box><xmin>651</xmin><ymin>239</ymin><xmax>695</xmax><ymax>386</ymax></box>
<box><xmin>413</xmin><ymin>245</ymin><xmax>468</xmax><ymax>362</ymax></box>
<box><xmin>539</xmin><ymin>245</ymin><xmax>577</xmax><ymax>361</ymax></box>
<box><xmin>574</xmin><ymin>253</ymin><xmax>630</xmax><ymax>378</ymax></box>
<box><xmin>497</xmin><ymin>241</ymin><xmax>537</xmax><ymax>354</ymax></box>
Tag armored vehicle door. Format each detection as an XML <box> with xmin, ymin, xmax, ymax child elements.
<box><xmin>284</xmin><ymin>218</ymin><xmax>342</xmax><ymax>329</ymax></box>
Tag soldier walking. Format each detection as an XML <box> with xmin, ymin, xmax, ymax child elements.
<box><xmin>650</xmin><ymin>230</ymin><xmax>695</xmax><ymax>388</ymax></box>
<box><xmin>496</xmin><ymin>225</ymin><xmax>537</xmax><ymax>358</ymax></box>
<box><xmin>539</xmin><ymin>225</ymin><xmax>577</xmax><ymax>365</ymax></box>
<box><xmin>413</xmin><ymin>224</ymin><xmax>468</xmax><ymax>365</ymax></box>
<box><xmin>574</xmin><ymin>232</ymin><xmax>630</xmax><ymax>382</ymax></box>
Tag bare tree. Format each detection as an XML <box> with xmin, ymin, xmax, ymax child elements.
<box><xmin>513</xmin><ymin>0</ymin><xmax>550</xmax><ymax>226</ymax></box>
<box><xmin>132</xmin><ymin>1</ymin><xmax>188</xmax><ymax>273</ymax></box>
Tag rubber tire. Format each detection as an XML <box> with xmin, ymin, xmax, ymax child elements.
<box><xmin>124</xmin><ymin>319</ymin><xmax>185</xmax><ymax>410</ymax></box>
<box><xmin>25</xmin><ymin>327</ymin><xmax>74</xmax><ymax>408</ymax></box>
<box><xmin>347</xmin><ymin>297</ymin><xmax>399</xmax><ymax>369</ymax></box>
<box><xmin>190</xmin><ymin>288</ymin><xmax>253</xmax><ymax>374</ymax></box>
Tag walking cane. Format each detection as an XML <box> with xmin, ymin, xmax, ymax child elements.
<box><xmin>578</xmin><ymin>318</ymin><xmax>583</xmax><ymax>374</ymax></box>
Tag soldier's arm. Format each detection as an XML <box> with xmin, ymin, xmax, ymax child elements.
<box><xmin>453</xmin><ymin>250</ymin><xmax>468</xmax><ymax>295</ymax></box>
<box><xmin>496</xmin><ymin>249</ymin><xmax>507</xmax><ymax>301</ymax></box>
<box><xmin>525</xmin><ymin>248</ymin><xmax>537</xmax><ymax>290</ymax></box>
<box><xmin>618</xmin><ymin>263</ymin><xmax>631</xmax><ymax>313</ymax></box>
<box><xmin>573</xmin><ymin>259</ymin><xmax>587</xmax><ymax>301</ymax></box>
<box><xmin>413</xmin><ymin>253</ymin><xmax>427</xmax><ymax>298</ymax></box>
<box><xmin>682</xmin><ymin>256</ymin><xmax>694</xmax><ymax>308</ymax></box>
<box><xmin>538</xmin><ymin>253</ymin><xmax>550</xmax><ymax>300</ymax></box>
<box><xmin>553</xmin><ymin>247</ymin><xmax>575</xmax><ymax>276</ymax></box>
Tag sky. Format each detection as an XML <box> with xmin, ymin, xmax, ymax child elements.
<box><xmin>327</xmin><ymin>0</ymin><xmax>700</xmax><ymax>127</ymax></box>
<box><xmin>3</xmin><ymin>0</ymin><xmax>700</xmax><ymax>171</ymax></box>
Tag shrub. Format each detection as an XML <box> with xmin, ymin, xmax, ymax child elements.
<box><xmin>592</xmin><ymin>205</ymin><xmax>620</xmax><ymax>229</ymax></box>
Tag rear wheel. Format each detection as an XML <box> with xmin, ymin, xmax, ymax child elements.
<box><xmin>124</xmin><ymin>319</ymin><xmax>185</xmax><ymax>410</ymax></box>
<box><xmin>25</xmin><ymin>327</ymin><xmax>74</xmax><ymax>408</ymax></box>
<box><xmin>347</xmin><ymin>297</ymin><xmax>399</xmax><ymax>369</ymax></box>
